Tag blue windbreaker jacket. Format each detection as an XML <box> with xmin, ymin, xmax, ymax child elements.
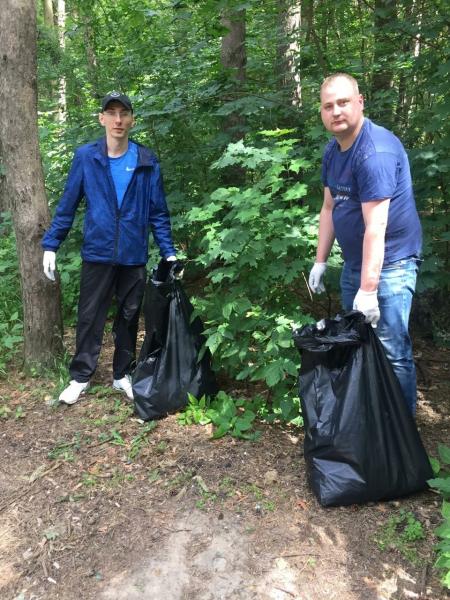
<box><xmin>42</xmin><ymin>138</ymin><xmax>176</xmax><ymax>265</ymax></box>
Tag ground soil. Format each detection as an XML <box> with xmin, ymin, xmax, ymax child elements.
<box><xmin>1</xmin><ymin>328</ymin><xmax>449</xmax><ymax>600</ymax></box>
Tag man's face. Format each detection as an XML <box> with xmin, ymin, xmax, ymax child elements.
<box><xmin>320</xmin><ymin>78</ymin><xmax>364</xmax><ymax>139</ymax></box>
<box><xmin>99</xmin><ymin>101</ymin><xmax>135</xmax><ymax>140</ymax></box>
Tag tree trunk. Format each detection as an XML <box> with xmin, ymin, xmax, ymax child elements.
<box><xmin>371</xmin><ymin>0</ymin><xmax>397</xmax><ymax>126</ymax></box>
<box><xmin>0</xmin><ymin>0</ymin><xmax>64</xmax><ymax>368</ymax></box>
<box><xmin>220</xmin><ymin>9</ymin><xmax>247</xmax><ymax>186</ymax></box>
<box><xmin>277</xmin><ymin>0</ymin><xmax>302</xmax><ymax>107</ymax></box>
<box><xmin>303</xmin><ymin>0</ymin><xmax>328</xmax><ymax>77</ymax></box>
<box><xmin>43</xmin><ymin>0</ymin><xmax>54</xmax><ymax>27</ymax></box>
<box><xmin>220</xmin><ymin>9</ymin><xmax>246</xmax><ymax>143</ymax></box>
<box><xmin>83</xmin><ymin>14</ymin><xmax>98</xmax><ymax>91</ymax></box>
<box><xmin>57</xmin><ymin>0</ymin><xmax>67</xmax><ymax>122</ymax></box>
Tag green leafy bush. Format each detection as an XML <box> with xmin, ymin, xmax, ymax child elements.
<box><xmin>184</xmin><ymin>131</ymin><xmax>338</xmax><ymax>418</ymax></box>
<box><xmin>429</xmin><ymin>444</ymin><xmax>450</xmax><ymax>589</ymax></box>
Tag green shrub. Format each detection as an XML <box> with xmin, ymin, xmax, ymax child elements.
<box><xmin>185</xmin><ymin>131</ymin><xmax>340</xmax><ymax>418</ymax></box>
<box><xmin>429</xmin><ymin>444</ymin><xmax>450</xmax><ymax>590</ymax></box>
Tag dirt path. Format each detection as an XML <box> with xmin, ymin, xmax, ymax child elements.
<box><xmin>0</xmin><ymin>335</ymin><xmax>449</xmax><ymax>600</ymax></box>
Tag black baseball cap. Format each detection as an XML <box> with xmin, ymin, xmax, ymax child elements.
<box><xmin>101</xmin><ymin>91</ymin><xmax>133</xmax><ymax>112</ymax></box>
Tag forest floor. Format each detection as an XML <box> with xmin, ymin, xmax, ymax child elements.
<box><xmin>0</xmin><ymin>326</ymin><xmax>449</xmax><ymax>600</ymax></box>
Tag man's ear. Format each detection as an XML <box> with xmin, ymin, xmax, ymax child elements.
<box><xmin>98</xmin><ymin>112</ymin><xmax>105</xmax><ymax>127</ymax></box>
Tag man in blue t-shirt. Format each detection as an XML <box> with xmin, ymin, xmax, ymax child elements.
<box><xmin>308</xmin><ymin>73</ymin><xmax>421</xmax><ymax>414</ymax></box>
<box><xmin>42</xmin><ymin>92</ymin><xmax>177</xmax><ymax>405</ymax></box>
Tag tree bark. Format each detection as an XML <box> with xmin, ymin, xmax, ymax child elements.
<box><xmin>0</xmin><ymin>0</ymin><xmax>64</xmax><ymax>367</ymax></box>
<box><xmin>43</xmin><ymin>0</ymin><xmax>54</xmax><ymax>27</ymax></box>
<box><xmin>57</xmin><ymin>0</ymin><xmax>67</xmax><ymax>122</ymax></box>
<box><xmin>277</xmin><ymin>0</ymin><xmax>302</xmax><ymax>107</ymax></box>
<box><xmin>220</xmin><ymin>9</ymin><xmax>247</xmax><ymax>186</ymax></box>
<box><xmin>220</xmin><ymin>9</ymin><xmax>246</xmax><ymax>143</ymax></box>
<box><xmin>83</xmin><ymin>14</ymin><xmax>98</xmax><ymax>91</ymax></box>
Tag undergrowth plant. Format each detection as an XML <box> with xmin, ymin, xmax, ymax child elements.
<box><xmin>178</xmin><ymin>392</ymin><xmax>262</xmax><ymax>440</ymax></box>
<box><xmin>0</xmin><ymin>215</ymin><xmax>23</xmax><ymax>374</ymax></box>
<box><xmin>185</xmin><ymin>131</ymin><xmax>339</xmax><ymax>420</ymax></box>
<box><xmin>429</xmin><ymin>444</ymin><xmax>450</xmax><ymax>589</ymax></box>
<box><xmin>375</xmin><ymin>510</ymin><xmax>425</xmax><ymax>564</ymax></box>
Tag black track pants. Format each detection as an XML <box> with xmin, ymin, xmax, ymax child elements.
<box><xmin>69</xmin><ymin>262</ymin><xmax>146</xmax><ymax>382</ymax></box>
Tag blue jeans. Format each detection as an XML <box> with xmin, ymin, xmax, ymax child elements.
<box><xmin>341</xmin><ymin>258</ymin><xmax>420</xmax><ymax>415</ymax></box>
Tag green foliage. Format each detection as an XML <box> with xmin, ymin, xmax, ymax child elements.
<box><xmin>128</xmin><ymin>421</ymin><xmax>157</xmax><ymax>459</ymax></box>
<box><xmin>186</xmin><ymin>132</ymin><xmax>331</xmax><ymax>411</ymax></box>
<box><xmin>178</xmin><ymin>391</ymin><xmax>262</xmax><ymax>440</ymax></box>
<box><xmin>0</xmin><ymin>216</ymin><xmax>23</xmax><ymax>374</ymax></box>
<box><xmin>58</xmin><ymin>249</ymin><xmax>82</xmax><ymax>325</ymax></box>
<box><xmin>375</xmin><ymin>510</ymin><xmax>425</xmax><ymax>564</ymax></box>
<box><xmin>428</xmin><ymin>444</ymin><xmax>450</xmax><ymax>589</ymax></box>
<box><xmin>48</xmin><ymin>433</ymin><xmax>83</xmax><ymax>462</ymax></box>
<box><xmin>32</xmin><ymin>0</ymin><xmax>449</xmax><ymax>394</ymax></box>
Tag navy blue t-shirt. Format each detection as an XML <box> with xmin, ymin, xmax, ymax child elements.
<box><xmin>321</xmin><ymin>118</ymin><xmax>422</xmax><ymax>269</ymax></box>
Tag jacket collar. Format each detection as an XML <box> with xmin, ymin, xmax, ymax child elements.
<box><xmin>92</xmin><ymin>137</ymin><xmax>157</xmax><ymax>168</ymax></box>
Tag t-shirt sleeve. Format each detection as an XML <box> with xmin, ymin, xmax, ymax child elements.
<box><xmin>321</xmin><ymin>142</ymin><xmax>333</xmax><ymax>187</ymax></box>
<box><xmin>321</xmin><ymin>160</ymin><xmax>328</xmax><ymax>187</ymax></box>
<box><xmin>355</xmin><ymin>152</ymin><xmax>398</xmax><ymax>202</ymax></box>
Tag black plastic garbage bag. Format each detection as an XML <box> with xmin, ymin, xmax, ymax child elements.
<box><xmin>132</xmin><ymin>268</ymin><xmax>217</xmax><ymax>420</ymax></box>
<box><xmin>293</xmin><ymin>311</ymin><xmax>432</xmax><ymax>507</ymax></box>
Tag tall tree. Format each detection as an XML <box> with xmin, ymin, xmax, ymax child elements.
<box><xmin>220</xmin><ymin>7</ymin><xmax>247</xmax><ymax>185</ymax></box>
<box><xmin>220</xmin><ymin>8</ymin><xmax>247</xmax><ymax>143</ymax></box>
<box><xmin>57</xmin><ymin>0</ymin><xmax>67</xmax><ymax>122</ymax></box>
<box><xmin>0</xmin><ymin>0</ymin><xmax>63</xmax><ymax>367</ymax></box>
<box><xmin>277</xmin><ymin>0</ymin><xmax>302</xmax><ymax>107</ymax></box>
<box><xmin>43</xmin><ymin>0</ymin><xmax>54</xmax><ymax>27</ymax></box>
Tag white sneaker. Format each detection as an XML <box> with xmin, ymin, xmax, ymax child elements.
<box><xmin>113</xmin><ymin>375</ymin><xmax>134</xmax><ymax>401</ymax></box>
<box><xmin>59</xmin><ymin>380</ymin><xmax>90</xmax><ymax>405</ymax></box>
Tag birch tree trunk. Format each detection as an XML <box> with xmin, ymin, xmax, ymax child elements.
<box><xmin>0</xmin><ymin>0</ymin><xmax>64</xmax><ymax>367</ymax></box>
<box><xmin>57</xmin><ymin>0</ymin><xmax>67</xmax><ymax>122</ymax></box>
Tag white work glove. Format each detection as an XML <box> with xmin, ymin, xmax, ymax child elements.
<box><xmin>166</xmin><ymin>255</ymin><xmax>184</xmax><ymax>279</ymax></box>
<box><xmin>308</xmin><ymin>262</ymin><xmax>327</xmax><ymax>294</ymax></box>
<box><xmin>43</xmin><ymin>250</ymin><xmax>56</xmax><ymax>281</ymax></box>
<box><xmin>316</xmin><ymin>318</ymin><xmax>326</xmax><ymax>331</ymax></box>
<box><xmin>353</xmin><ymin>288</ymin><xmax>380</xmax><ymax>328</ymax></box>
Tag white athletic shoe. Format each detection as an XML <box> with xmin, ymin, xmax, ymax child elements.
<box><xmin>113</xmin><ymin>374</ymin><xmax>134</xmax><ymax>401</ymax></box>
<box><xmin>59</xmin><ymin>380</ymin><xmax>90</xmax><ymax>405</ymax></box>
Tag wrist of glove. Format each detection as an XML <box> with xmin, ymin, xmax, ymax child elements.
<box><xmin>353</xmin><ymin>288</ymin><xmax>380</xmax><ymax>327</ymax></box>
<box><xmin>308</xmin><ymin>262</ymin><xmax>327</xmax><ymax>294</ymax></box>
<box><xmin>43</xmin><ymin>250</ymin><xmax>56</xmax><ymax>281</ymax></box>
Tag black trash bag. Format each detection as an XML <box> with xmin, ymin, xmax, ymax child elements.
<box><xmin>132</xmin><ymin>267</ymin><xmax>217</xmax><ymax>420</ymax></box>
<box><xmin>154</xmin><ymin>257</ymin><xmax>184</xmax><ymax>283</ymax></box>
<box><xmin>293</xmin><ymin>311</ymin><xmax>432</xmax><ymax>507</ymax></box>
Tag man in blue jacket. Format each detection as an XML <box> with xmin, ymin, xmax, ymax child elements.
<box><xmin>308</xmin><ymin>74</ymin><xmax>422</xmax><ymax>415</ymax></box>
<box><xmin>42</xmin><ymin>92</ymin><xmax>177</xmax><ymax>405</ymax></box>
